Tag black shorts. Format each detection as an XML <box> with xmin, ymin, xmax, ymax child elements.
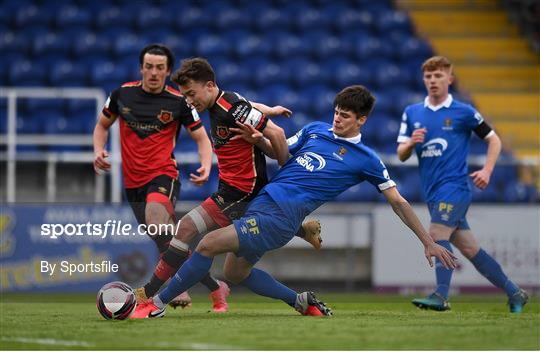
<box><xmin>125</xmin><ymin>174</ymin><xmax>180</xmax><ymax>225</ymax></box>
<box><xmin>201</xmin><ymin>180</ymin><xmax>261</xmax><ymax>227</ymax></box>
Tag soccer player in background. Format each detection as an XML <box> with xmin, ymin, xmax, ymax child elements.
<box><xmin>397</xmin><ymin>56</ymin><xmax>528</xmax><ymax>313</ymax></box>
<box><xmin>131</xmin><ymin>85</ymin><xmax>457</xmax><ymax>318</ymax></box>
<box><xmin>132</xmin><ymin>57</ymin><xmax>323</xmax><ymax>313</ymax></box>
<box><xmin>92</xmin><ymin>44</ymin><xmax>229</xmax><ymax>312</ymax></box>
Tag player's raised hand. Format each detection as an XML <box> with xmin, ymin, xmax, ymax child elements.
<box><xmin>469</xmin><ymin>168</ymin><xmax>491</xmax><ymax>189</ymax></box>
<box><xmin>230</xmin><ymin>121</ymin><xmax>263</xmax><ymax>144</ymax></box>
<box><xmin>411</xmin><ymin>128</ymin><xmax>427</xmax><ymax>145</ymax></box>
<box><xmin>94</xmin><ymin>150</ymin><xmax>111</xmax><ymax>174</ymax></box>
<box><xmin>189</xmin><ymin>165</ymin><xmax>210</xmax><ymax>186</ymax></box>
<box><xmin>424</xmin><ymin>242</ymin><xmax>457</xmax><ymax>269</ymax></box>
<box><xmin>269</xmin><ymin>105</ymin><xmax>292</xmax><ymax>117</ymax></box>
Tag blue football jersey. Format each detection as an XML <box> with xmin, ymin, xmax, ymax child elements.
<box><xmin>397</xmin><ymin>95</ymin><xmax>484</xmax><ymax>202</ymax></box>
<box><xmin>264</xmin><ymin>121</ymin><xmax>395</xmax><ymax>223</ymax></box>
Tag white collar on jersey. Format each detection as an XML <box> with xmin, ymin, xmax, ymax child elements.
<box><xmin>329</xmin><ymin>128</ymin><xmax>362</xmax><ymax>144</ymax></box>
<box><xmin>424</xmin><ymin>94</ymin><xmax>453</xmax><ymax>111</ymax></box>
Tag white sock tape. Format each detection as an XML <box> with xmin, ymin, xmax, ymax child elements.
<box><xmin>170</xmin><ymin>237</ymin><xmax>189</xmax><ymax>252</ymax></box>
<box><xmin>188</xmin><ymin>208</ymin><xmax>207</xmax><ymax>234</ymax></box>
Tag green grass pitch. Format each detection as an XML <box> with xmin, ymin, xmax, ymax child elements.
<box><xmin>1</xmin><ymin>293</ymin><xmax>538</xmax><ymax>350</ymax></box>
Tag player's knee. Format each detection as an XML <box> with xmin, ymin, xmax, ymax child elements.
<box><xmin>195</xmin><ymin>236</ymin><xmax>216</xmax><ymax>257</ymax></box>
<box><xmin>175</xmin><ymin>215</ymin><xmax>199</xmax><ymax>243</ymax></box>
<box><xmin>223</xmin><ymin>267</ymin><xmax>248</xmax><ymax>284</ymax></box>
<box><xmin>458</xmin><ymin>244</ymin><xmax>479</xmax><ymax>259</ymax></box>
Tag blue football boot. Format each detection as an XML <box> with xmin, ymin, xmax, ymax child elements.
<box><xmin>508</xmin><ymin>289</ymin><xmax>528</xmax><ymax>313</ymax></box>
<box><xmin>412</xmin><ymin>292</ymin><xmax>451</xmax><ymax>311</ymax></box>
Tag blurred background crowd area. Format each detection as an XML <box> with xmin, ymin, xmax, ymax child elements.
<box><xmin>0</xmin><ymin>0</ymin><xmax>538</xmax><ymax>203</ymax></box>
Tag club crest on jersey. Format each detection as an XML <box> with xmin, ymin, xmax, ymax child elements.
<box><xmin>216</xmin><ymin>125</ymin><xmax>230</xmax><ymax>139</ymax></box>
<box><xmin>296</xmin><ymin>152</ymin><xmax>326</xmax><ymax>172</ymax></box>
<box><xmin>157</xmin><ymin>110</ymin><xmax>173</xmax><ymax>124</ymax></box>
<box><xmin>442</xmin><ymin>117</ymin><xmax>453</xmax><ymax>131</ymax></box>
<box><xmin>333</xmin><ymin>146</ymin><xmax>347</xmax><ymax>160</ymax></box>
<box><xmin>158</xmin><ymin>187</ymin><xmax>168</xmax><ymax>194</ymax></box>
<box><xmin>122</xmin><ymin>106</ymin><xmax>131</xmax><ymax>115</ymax></box>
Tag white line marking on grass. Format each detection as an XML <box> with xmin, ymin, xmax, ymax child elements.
<box><xmin>1</xmin><ymin>336</ymin><xmax>92</xmax><ymax>347</ymax></box>
<box><xmin>151</xmin><ymin>341</ymin><xmax>244</xmax><ymax>350</ymax></box>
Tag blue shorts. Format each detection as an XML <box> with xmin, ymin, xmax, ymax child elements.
<box><xmin>233</xmin><ymin>191</ymin><xmax>300</xmax><ymax>264</ymax></box>
<box><xmin>427</xmin><ymin>191</ymin><xmax>471</xmax><ymax>230</ymax></box>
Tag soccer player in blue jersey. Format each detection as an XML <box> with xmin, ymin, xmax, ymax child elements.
<box><xmin>397</xmin><ymin>56</ymin><xmax>528</xmax><ymax>313</ymax></box>
<box><xmin>132</xmin><ymin>85</ymin><xmax>457</xmax><ymax>318</ymax></box>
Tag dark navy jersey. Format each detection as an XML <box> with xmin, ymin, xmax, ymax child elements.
<box><xmin>265</xmin><ymin>121</ymin><xmax>395</xmax><ymax>223</ymax></box>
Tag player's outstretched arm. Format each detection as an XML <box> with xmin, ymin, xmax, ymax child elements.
<box><xmin>249</xmin><ymin>102</ymin><xmax>292</xmax><ymax>117</ymax></box>
<box><xmin>470</xmin><ymin>132</ymin><xmax>501</xmax><ymax>190</ymax></box>
<box><xmin>187</xmin><ymin>127</ymin><xmax>213</xmax><ymax>186</ymax></box>
<box><xmin>382</xmin><ymin>187</ymin><xmax>457</xmax><ymax>269</ymax></box>
<box><xmin>230</xmin><ymin>120</ymin><xmax>289</xmax><ymax>165</ymax></box>
<box><xmin>93</xmin><ymin>112</ymin><xmax>116</xmax><ymax>174</ymax></box>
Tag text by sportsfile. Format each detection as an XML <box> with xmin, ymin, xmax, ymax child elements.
<box><xmin>40</xmin><ymin>220</ymin><xmax>184</xmax><ymax>239</ymax></box>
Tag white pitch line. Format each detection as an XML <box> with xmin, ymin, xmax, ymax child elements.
<box><xmin>1</xmin><ymin>336</ymin><xmax>92</xmax><ymax>347</ymax></box>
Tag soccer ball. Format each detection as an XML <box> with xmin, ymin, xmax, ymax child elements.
<box><xmin>96</xmin><ymin>281</ymin><xmax>137</xmax><ymax>320</ymax></box>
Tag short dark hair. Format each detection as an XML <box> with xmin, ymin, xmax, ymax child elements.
<box><xmin>139</xmin><ymin>43</ymin><xmax>175</xmax><ymax>71</ymax></box>
<box><xmin>171</xmin><ymin>57</ymin><xmax>216</xmax><ymax>86</ymax></box>
<box><xmin>333</xmin><ymin>85</ymin><xmax>376</xmax><ymax>118</ymax></box>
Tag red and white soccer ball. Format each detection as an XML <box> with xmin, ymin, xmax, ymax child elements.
<box><xmin>96</xmin><ymin>281</ymin><xmax>137</xmax><ymax>320</ymax></box>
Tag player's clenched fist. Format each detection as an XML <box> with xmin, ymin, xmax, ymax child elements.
<box><xmin>411</xmin><ymin>128</ymin><xmax>427</xmax><ymax>145</ymax></box>
<box><xmin>94</xmin><ymin>150</ymin><xmax>111</xmax><ymax>174</ymax></box>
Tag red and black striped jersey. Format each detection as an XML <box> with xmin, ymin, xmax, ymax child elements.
<box><xmin>102</xmin><ymin>81</ymin><xmax>203</xmax><ymax>188</ymax></box>
<box><xmin>208</xmin><ymin>90</ymin><xmax>268</xmax><ymax>194</ymax></box>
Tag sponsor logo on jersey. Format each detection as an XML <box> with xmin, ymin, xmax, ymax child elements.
<box><xmin>421</xmin><ymin>138</ymin><xmax>448</xmax><ymax>158</ymax></box>
<box><xmin>442</xmin><ymin>117</ymin><xmax>453</xmax><ymax>131</ymax></box>
<box><xmin>216</xmin><ymin>125</ymin><xmax>230</xmax><ymax>139</ymax></box>
<box><xmin>122</xmin><ymin>106</ymin><xmax>131</xmax><ymax>115</ymax></box>
<box><xmin>296</xmin><ymin>152</ymin><xmax>326</xmax><ymax>172</ymax></box>
<box><xmin>158</xmin><ymin>187</ymin><xmax>168</xmax><ymax>195</ymax></box>
<box><xmin>157</xmin><ymin>110</ymin><xmax>173</xmax><ymax>124</ymax></box>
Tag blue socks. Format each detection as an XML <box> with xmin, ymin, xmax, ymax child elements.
<box><xmin>471</xmin><ymin>248</ymin><xmax>519</xmax><ymax>296</ymax></box>
<box><xmin>158</xmin><ymin>252</ymin><xmax>213</xmax><ymax>304</ymax></box>
<box><xmin>239</xmin><ymin>268</ymin><xmax>297</xmax><ymax>306</ymax></box>
<box><xmin>434</xmin><ymin>240</ymin><xmax>454</xmax><ymax>300</ymax></box>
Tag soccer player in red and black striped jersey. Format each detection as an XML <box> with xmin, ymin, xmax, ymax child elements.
<box><xmin>131</xmin><ymin>57</ymin><xmax>322</xmax><ymax>317</ymax></box>
<box><xmin>92</xmin><ymin>44</ymin><xmax>228</xmax><ymax>311</ymax></box>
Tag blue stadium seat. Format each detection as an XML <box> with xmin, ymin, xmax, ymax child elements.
<box><xmin>95</xmin><ymin>7</ymin><xmax>134</xmax><ymax>31</ymax></box>
<box><xmin>25</xmin><ymin>98</ymin><xmax>65</xmax><ymax>116</ymax></box>
<box><xmin>259</xmin><ymin>84</ymin><xmax>290</xmax><ymax>107</ymax></box>
<box><xmin>269</xmin><ymin>33</ymin><xmax>311</xmax><ymax>59</ymax></box>
<box><xmin>254</xmin><ymin>9</ymin><xmax>292</xmax><ymax>33</ymax></box>
<box><xmin>16</xmin><ymin>115</ymin><xmax>43</xmax><ymax>134</ymax></box>
<box><xmin>216</xmin><ymin>9</ymin><xmax>250</xmax><ymax>31</ymax></box>
<box><xmin>301</xmin><ymin>84</ymin><xmax>335</xmax><ymax>118</ymax></box>
<box><xmin>375</xmin><ymin>10</ymin><xmax>412</xmax><ymax>34</ymax></box>
<box><xmin>160</xmin><ymin>34</ymin><xmax>191</xmax><ymax>59</ymax></box>
<box><xmin>177</xmin><ymin>164</ymin><xmax>218</xmax><ymax>201</ymax></box>
<box><xmin>294</xmin><ymin>8</ymin><xmax>329</xmax><ymax>32</ymax></box>
<box><xmin>55</xmin><ymin>5</ymin><xmax>91</xmax><ymax>31</ymax></box>
<box><xmin>72</xmin><ymin>32</ymin><xmax>111</xmax><ymax>59</ymax></box>
<box><xmin>9</xmin><ymin>60</ymin><xmax>47</xmax><ymax>86</ymax></box>
<box><xmin>196</xmin><ymin>35</ymin><xmax>230</xmax><ymax>57</ymax></box>
<box><xmin>136</xmin><ymin>6</ymin><xmax>173</xmax><ymax>29</ymax></box>
<box><xmin>234</xmin><ymin>35</ymin><xmax>272</xmax><ymax>59</ymax></box>
<box><xmin>310</xmin><ymin>33</ymin><xmax>346</xmax><ymax>60</ymax></box>
<box><xmin>334</xmin><ymin>10</ymin><xmax>374</xmax><ymax>33</ymax></box>
<box><xmin>332</xmin><ymin>62</ymin><xmax>371</xmax><ymax>88</ymax></box>
<box><xmin>286</xmin><ymin>58</ymin><xmax>325</xmax><ymax>88</ymax></box>
<box><xmin>396</xmin><ymin>173</ymin><xmax>422</xmax><ymax>202</ymax></box>
<box><xmin>15</xmin><ymin>4</ymin><xmax>52</xmax><ymax>28</ymax></box>
<box><xmin>504</xmin><ymin>182</ymin><xmax>537</xmax><ymax>203</ymax></box>
<box><xmin>43</xmin><ymin>112</ymin><xmax>84</xmax><ymax>134</ymax></box>
<box><xmin>354</xmin><ymin>36</ymin><xmax>393</xmax><ymax>61</ymax></box>
<box><xmin>396</xmin><ymin>37</ymin><xmax>433</xmax><ymax>62</ymax></box>
<box><xmin>90</xmin><ymin>61</ymin><xmax>130</xmax><ymax>90</ymax></box>
<box><xmin>213</xmin><ymin>61</ymin><xmax>250</xmax><ymax>87</ymax></box>
<box><xmin>112</xmin><ymin>34</ymin><xmax>144</xmax><ymax>57</ymax></box>
<box><xmin>32</xmin><ymin>32</ymin><xmax>71</xmax><ymax>58</ymax></box>
<box><xmin>0</xmin><ymin>31</ymin><xmax>30</xmax><ymax>55</ymax></box>
<box><xmin>49</xmin><ymin>61</ymin><xmax>88</xmax><ymax>87</ymax></box>
<box><xmin>176</xmin><ymin>7</ymin><xmax>212</xmax><ymax>30</ymax></box>
<box><xmin>374</xmin><ymin>63</ymin><xmax>411</xmax><ymax>89</ymax></box>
